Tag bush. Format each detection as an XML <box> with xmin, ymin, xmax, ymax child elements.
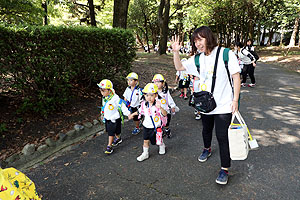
<box><xmin>0</xmin><ymin>25</ymin><xmax>136</xmax><ymax>115</ymax></box>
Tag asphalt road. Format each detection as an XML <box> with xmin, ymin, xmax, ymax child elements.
<box><xmin>27</xmin><ymin>62</ymin><xmax>300</xmax><ymax>200</ymax></box>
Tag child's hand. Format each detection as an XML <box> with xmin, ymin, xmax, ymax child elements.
<box><xmin>156</xmin><ymin>101</ymin><xmax>162</xmax><ymax>109</ymax></box>
<box><xmin>171</xmin><ymin>107</ymin><xmax>176</xmax><ymax>113</ymax></box>
<box><xmin>128</xmin><ymin>114</ymin><xmax>133</xmax><ymax>120</ymax></box>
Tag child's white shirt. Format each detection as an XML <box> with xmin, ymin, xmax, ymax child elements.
<box><xmin>176</xmin><ymin>70</ymin><xmax>188</xmax><ymax>80</ymax></box>
<box><xmin>139</xmin><ymin>99</ymin><xmax>168</xmax><ymax>128</ymax></box>
<box><xmin>102</xmin><ymin>94</ymin><xmax>130</xmax><ymax>122</ymax></box>
<box><xmin>123</xmin><ymin>86</ymin><xmax>142</xmax><ymax>108</ymax></box>
<box><xmin>157</xmin><ymin>90</ymin><xmax>176</xmax><ymax>113</ymax></box>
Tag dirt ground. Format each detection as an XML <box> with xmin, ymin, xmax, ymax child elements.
<box><xmin>0</xmin><ymin>47</ymin><xmax>299</xmax><ymax>161</ymax></box>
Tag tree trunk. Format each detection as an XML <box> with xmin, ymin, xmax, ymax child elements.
<box><xmin>113</xmin><ymin>0</ymin><xmax>130</xmax><ymax>29</ymax></box>
<box><xmin>88</xmin><ymin>0</ymin><xmax>96</xmax><ymax>26</ymax></box>
<box><xmin>158</xmin><ymin>0</ymin><xmax>170</xmax><ymax>55</ymax></box>
<box><xmin>42</xmin><ymin>2</ymin><xmax>48</xmax><ymax>25</ymax></box>
<box><xmin>257</xmin><ymin>24</ymin><xmax>261</xmax><ymax>46</ymax></box>
<box><xmin>267</xmin><ymin>28</ymin><xmax>274</xmax><ymax>46</ymax></box>
<box><xmin>136</xmin><ymin>33</ymin><xmax>144</xmax><ymax>47</ymax></box>
<box><xmin>143</xmin><ymin>13</ymin><xmax>150</xmax><ymax>53</ymax></box>
<box><xmin>260</xmin><ymin>28</ymin><xmax>266</xmax><ymax>46</ymax></box>
<box><xmin>280</xmin><ymin>27</ymin><xmax>284</xmax><ymax>47</ymax></box>
<box><xmin>288</xmin><ymin>17</ymin><xmax>299</xmax><ymax>47</ymax></box>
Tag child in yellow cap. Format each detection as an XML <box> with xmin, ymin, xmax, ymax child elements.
<box><xmin>123</xmin><ymin>72</ymin><xmax>143</xmax><ymax>135</ymax></box>
<box><xmin>98</xmin><ymin>79</ymin><xmax>131</xmax><ymax>154</ymax></box>
<box><xmin>152</xmin><ymin>74</ymin><xmax>178</xmax><ymax>138</ymax></box>
<box><xmin>129</xmin><ymin>83</ymin><xmax>168</xmax><ymax>161</ymax></box>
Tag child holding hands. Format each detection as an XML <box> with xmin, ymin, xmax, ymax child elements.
<box><xmin>123</xmin><ymin>72</ymin><xmax>143</xmax><ymax>135</ymax></box>
<box><xmin>98</xmin><ymin>79</ymin><xmax>131</xmax><ymax>154</ymax></box>
<box><xmin>129</xmin><ymin>83</ymin><xmax>168</xmax><ymax>162</ymax></box>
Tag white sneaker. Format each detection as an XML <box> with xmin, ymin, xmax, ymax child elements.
<box><xmin>194</xmin><ymin>109</ymin><xmax>198</xmax><ymax>115</ymax></box>
<box><xmin>195</xmin><ymin>114</ymin><xmax>201</xmax><ymax>120</ymax></box>
<box><xmin>248</xmin><ymin>83</ymin><xmax>256</xmax><ymax>87</ymax></box>
<box><xmin>137</xmin><ymin>152</ymin><xmax>149</xmax><ymax>162</ymax></box>
<box><xmin>241</xmin><ymin>83</ymin><xmax>246</xmax><ymax>87</ymax></box>
<box><xmin>159</xmin><ymin>143</ymin><xmax>166</xmax><ymax>155</ymax></box>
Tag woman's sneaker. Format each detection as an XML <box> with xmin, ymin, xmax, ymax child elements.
<box><xmin>241</xmin><ymin>83</ymin><xmax>246</xmax><ymax>87</ymax></box>
<box><xmin>104</xmin><ymin>146</ymin><xmax>113</xmax><ymax>154</ymax></box>
<box><xmin>198</xmin><ymin>148</ymin><xmax>211</xmax><ymax>162</ymax></box>
<box><xmin>137</xmin><ymin>152</ymin><xmax>149</xmax><ymax>162</ymax></box>
<box><xmin>216</xmin><ymin>169</ymin><xmax>229</xmax><ymax>185</ymax></box>
<box><xmin>132</xmin><ymin>127</ymin><xmax>140</xmax><ymax>135</ymax></box>
<box><xmin>179</xmin><ymin>93</ymin><xmax>184</xmax><ymax>98</ymax></box>
<box><xmin>112</xmin><ymin>137</ymin><xmax>122</xmax><ymax>147</ymax></box>
<box><xmin>248</xmin><ymin>83</ymin><xmax>256</xmax><ymax>87</ymax></box>
<box><xmin>184</xmin><ymin>95</ymin><xmax>188</xmax><ymax>100</ymax></box>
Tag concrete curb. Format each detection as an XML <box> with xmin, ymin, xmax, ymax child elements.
<box><xmin>3</xmin><ymin>120</ymin><xmax>105</xmax><ymax>171</ymax></box>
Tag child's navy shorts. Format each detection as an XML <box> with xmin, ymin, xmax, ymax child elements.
<box><xmin>179</xmin><ymin>79</ymin><xmax>190</xmax><ymax>88</ymax></box>
<box><xmin>130</xmin><ymin>107</ymin><xmax>139</xmax><ymax>121</ymax></box>
<box><xmin>105</xmin><ymin>118</ymin><xmax>121</xmax><ymax>136</ymax></box>
<box><xmin>143</xmin><ymin>127</ymin><xmax>156</xmax><ymax>145</ymax></box>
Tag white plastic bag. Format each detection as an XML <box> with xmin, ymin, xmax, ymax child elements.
<box><xmin>228</xmin><ymin>111</ymin><xmax>249</xmax><ymax>160</ymax></box>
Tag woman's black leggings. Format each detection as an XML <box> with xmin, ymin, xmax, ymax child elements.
<box><xmin>242</xmin><ymin>63</ymin><xmax>255</xmax><ymax>84</ymax></box>
<box><xmin>201</xmin><ymin>113</ymin><xmax>232</xmax><ymax>168</ymax></box>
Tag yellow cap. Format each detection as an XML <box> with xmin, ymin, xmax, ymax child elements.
<box><xmin>152</xmin><ymin>74</ymin><xmax>165</xmax><ymax>82</ymax></box>
<box><xmin>126</xmin><ymin>72</ymin><xmax>138</xmax><ymax>80</ymax></box>
<box><xmin>97</xmin><ymin>79</ymin><xmax>113</xmax><ymax>89</ymax></box>
<box><xmin>142</xmin><ymin>83</ymin><xmax>158</xmax><ymax>94</ymax></box>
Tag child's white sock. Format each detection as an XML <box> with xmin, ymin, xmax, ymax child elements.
<box><xmin>143</xmin><ymin>146</ymin><xmax>149</xmax><ymax>154</ymax></box>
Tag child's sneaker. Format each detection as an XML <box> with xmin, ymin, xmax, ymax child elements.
<box><xmin>159</xmin><ymin>143</ymin><xmax>166</xmax><ymax>155</ymax></box>
<box><xmin>137</xmin><ymin>152</ymin><xmax>149</xmax><ymax>162</ymax></box>
<box><xmin>194</xmin><ymin>109</ymin><xmax>198</xmax><ymax>115</ymax></box>
<box><xmin>132</xmin><ymin>127</ymin><xmax>140</xmax><ymax>135</ymax></box>
<box><xmin>104</xmin><ymin>146</ymin><xmax>113</xmax><ymax>154</ymax></box>
<box><xmin>179</xmin><ymin>93</ymin><xmax>184</xmax><ymax>98</ymax></box>
<box><xmin>112</xmin><ymin>137</ymin><xmax>122</xmax><ymax>147</ymax></box>
<box><xmin>165</xmin><ymin>128</ymin><xmax>171</xmax><ymax>138</ymax></box>
<box><xmin>241</xmin><ymin>83</ymin><xmax>246</xmax><ymax>87</ymax></box>
<box><xmin>248</xmin><ymin>83</ymin><xmax>256</xmax><ymax>87</ymax></box>
<box><xmin>184</xmin><ymin>95</ymin><xmax>188</xmax><ymax>100</ymax></box>
<box><xmin>198</xmin><ymin>148</ymin><xmax>211</xmax><ymax>162</ymax></box>
<box><xmin>195</xmin><ymin>113</ymin><xmax>201</xmax><ymax>120</ymax></box>
<box><xmin>216</xmin><ymin>169</ymin><xmax>229</xmax><ymax>185</ymax></box>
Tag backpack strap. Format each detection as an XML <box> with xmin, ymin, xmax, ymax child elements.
<box><xmin>223</xmin><ymin>48</ymin><xmax>233</xmax><ymax>92</ymax></box>
<box><xmin>211</xmin><ymin>46</ymin><xmax>221</xmax><ymax>94</ymax></box>
<box><xmin>194</xmin><ymin>53</ymin><xmax>202</xmax><ymax>74</ymax></box>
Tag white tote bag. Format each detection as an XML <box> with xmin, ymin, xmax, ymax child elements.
<box><xmin>228</xmin><ymin>111</ymin><xmax>249</xmax><ymax>160</ymax></box>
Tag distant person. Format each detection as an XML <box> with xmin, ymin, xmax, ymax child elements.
<box><xmin>98</xmin><ymin>79</ymin><xmax>131</xmax><ymax>154</ymax></box>
<box><xmin>245</xmin><ymin>39</ymin><xmax>259</xmax><ymax>63</ymax></box>
<box><xmin>171</xmin><ymin>26</ymin><xmax>241</xmax><ymax>185</ymax></box>
<box><xmin>234</xmin><ymin>42</ymin><xmax>257</xmax><ymax>87</ymax></box>
<box><xmin>175</xmin><ymin>59</ymin><xmax>190</xmax><ymax>99</ymax></box>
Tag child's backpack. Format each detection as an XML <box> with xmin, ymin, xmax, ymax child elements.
<box><xmin>139</xmin><ymin>101</ymin><xmax>167</xmax><ymax>127</ymax></box>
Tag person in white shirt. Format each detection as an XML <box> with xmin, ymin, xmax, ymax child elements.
<box><xmin>123</xmin><ymin>72</ymin><xmax>143</xmax><ymax>135</ymax></box>
<box><xmin>175</xmin><ymin>61</ymin><xmax>190</xmax><ymax>99</ymax></box>
<box><xmin>234</xmin><ymin>41</ymin><xmax>256</xmax><ymax>87</ymax></box>
<box><xmin>129</xmin><ymin>83</ymin><xmax>168</xmax><ymax>162</ymax></box>
<box><xmin>152</xmin><ymin>74</ymin><xmax>177</xmax><ymax>138</ymax></box>
<box><xmin>171</xmin><ymin>26</ymin><xmax>241</xmax><ymax>185</ymax></box>
<box><xmin>98</xmin><ymin>79</ymin><xmax>131</xmax><ymax>155</ymax></box>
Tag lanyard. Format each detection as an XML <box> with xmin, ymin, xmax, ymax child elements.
<box><xmin>147</xmin><ymin>102</ymin><xmax>157</xmax><ymax>130</ymax></box>
<box><xmin>101</xmin><ymin>95</ymin><xmax>114</xmax><ymax>113</ymax></box>
<box><xmin>129</xmin><ymin>86</ymin><xmax>137</xmax><ymax>104</ymax></box>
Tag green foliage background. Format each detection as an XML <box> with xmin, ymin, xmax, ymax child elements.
<box><xmin>0</xmin><ymin>25</ymin><xmax>136</xmax><ymax>115</ymax></box>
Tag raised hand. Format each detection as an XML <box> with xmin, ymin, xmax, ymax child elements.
<box><xmin>171</xmin><ymin>35</ymin><xmax>182</xmax><ymax>52</ymax></box>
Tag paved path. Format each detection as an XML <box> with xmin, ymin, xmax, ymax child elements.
<box><xmin>27</xmin><ymin>63</ymin><xmax>300</xmax><ymax>200</ymax></box>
